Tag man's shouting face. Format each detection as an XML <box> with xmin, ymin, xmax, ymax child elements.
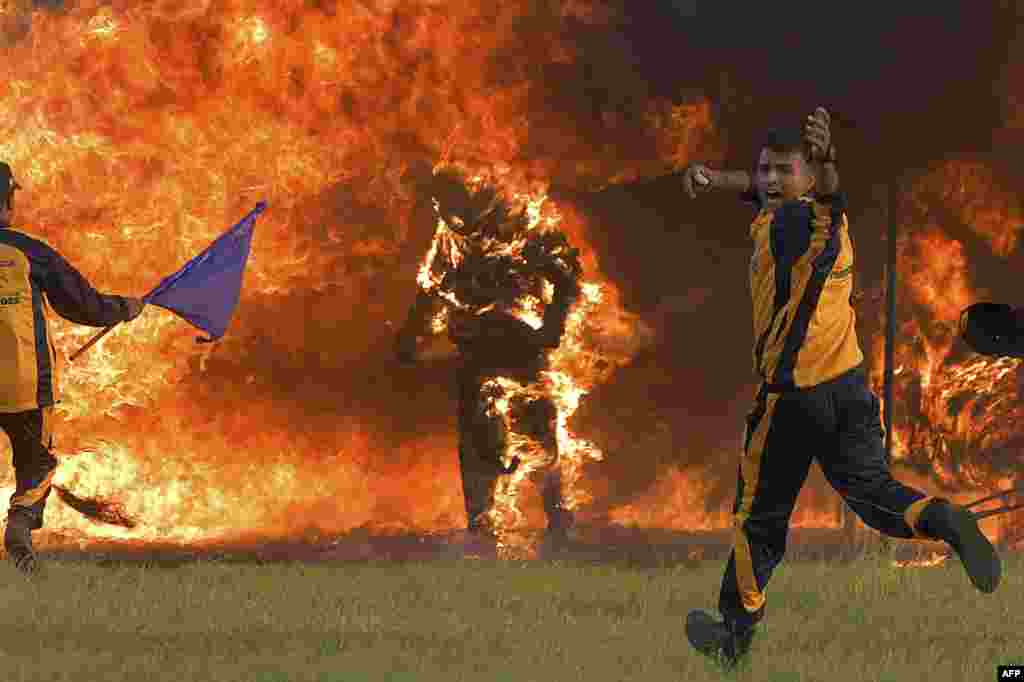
<box><xmin>755</xmin><ymin>147</ymin><xmax>816</xmax><ymax>211</ymax></box>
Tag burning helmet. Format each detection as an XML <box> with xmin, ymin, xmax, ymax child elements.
<box><xmin>429</xmin><ymin>167</ymin><xmax>527</xmax><ymax>241</ymax></box>
<box><xmin>0</xmin><ymin>162</ymin><xmax>22</xmax><ymax>210</ymax></box>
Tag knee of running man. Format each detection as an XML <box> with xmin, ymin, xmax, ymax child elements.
<box><xmin>744</xmin><ymin>506</ymin><xmax>793</xmax><ymax>535</ymax></box>
<box><xmin>40</xmin><ymin>449</ymin><xmax>58</xmax><ymax>477</ymax></box>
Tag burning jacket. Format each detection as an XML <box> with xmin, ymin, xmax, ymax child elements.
<box><xmin>0</xmin><ymin>222</ymin><xmax>136</xmax><ymax>412</ymax></box>
<box><xmin>405</xmin><ymin>186</ymin><xmax>582</xmax><ymax>363</ymax></box>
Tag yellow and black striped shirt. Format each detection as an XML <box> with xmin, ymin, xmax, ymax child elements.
<box><xmin>746</xmin><ymin>192</ymin><xmax>863</xmax><ymax>390</ymax></box>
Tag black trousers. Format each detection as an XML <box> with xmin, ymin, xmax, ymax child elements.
<box><xmin>0</xmin><ymin>407</ymin><xmax>58</xmax><ymax>530</ymax></box>
<box><xmin>718</xmin><ymin>365</ymin><xmax>936</xmax><ymax>629</ymax></box>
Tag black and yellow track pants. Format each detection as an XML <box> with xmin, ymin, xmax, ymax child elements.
<box><xmin>0</xmin><ymin>407</ymin><xmax>58</xmax><ymax>530</ymax></box>
<box><xmin>718</xmin><ymin>365</ymin><xmax>937</xmax><ymax>629</ymax></box>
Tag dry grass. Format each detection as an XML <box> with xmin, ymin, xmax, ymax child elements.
<box><xmin>0</xmin><ymin>544</ymin><xmax>1020</xmax><ymax>682</ymax></box>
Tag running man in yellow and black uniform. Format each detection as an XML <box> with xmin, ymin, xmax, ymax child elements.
<box><xmin>0</xmin><ymin>162</ymin><xmax>145</xmax><ymax>574</ymax></box>
<box><xmin>679</xmin><ymin>109</ymin><xmax>1001</xmax><ymax>669</ymax></box>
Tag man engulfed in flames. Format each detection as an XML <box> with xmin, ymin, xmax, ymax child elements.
<box><xmin>395</xmin><ymin>168</ymin><xmax>582</xmax><ymax>556</ymax></box>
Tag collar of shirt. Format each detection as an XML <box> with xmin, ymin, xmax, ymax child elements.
<box><xmin>753</xmin><ymin>194</ymin><xmax>817</xmax><ymax>217</ymax></box>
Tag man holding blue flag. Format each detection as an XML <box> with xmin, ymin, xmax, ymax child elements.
<box><xmin>0</xmin><ymin>162</ymin><xmax>144</xmax><ymax>574</ymax></box>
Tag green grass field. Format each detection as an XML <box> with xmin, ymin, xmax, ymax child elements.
<box><xmin>2</xmin><ymin>543</ymin><xmax>1020</xmax><ymax>682</ymax></box>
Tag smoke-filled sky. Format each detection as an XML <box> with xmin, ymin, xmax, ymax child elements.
<box><xmin>0</xmin><ymin>0</ymin><xmax>1021</xmax><ymax>540</ymax></box>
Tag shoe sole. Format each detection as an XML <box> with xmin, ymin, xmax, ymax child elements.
<box><xmin>686</xmin><ymin>610</ymin><xmax>735</xmax><ymax>664</ymax></box>
<box><xmin>949</xmin><ymin>505</ymin><xmax>1001</xmax><ymax>593</ymax></box>
<box><xmin>11</xmin><ymin>554</ymin><xmax>39</xmax><ymax>576</ymax></box>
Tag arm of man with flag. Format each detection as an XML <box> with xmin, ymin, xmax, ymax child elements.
<box><xmin>40</xmin><ymin>246</ymin><xmax>143</xmax><ymax>327</ymax></box>
<box><xmin>71</xmin><ymin>201</ymin><xmax>266</xmax><ymax>361</ymax></box>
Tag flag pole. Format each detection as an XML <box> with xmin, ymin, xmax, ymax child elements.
<box><xmin>69</xmin><ymin>324</ymin><xmax>119</xmax><ymax>362</ymax></box>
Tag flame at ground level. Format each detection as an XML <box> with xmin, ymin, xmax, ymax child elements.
<box><xmin>892</xmin><ymin>551</ymin><xmax>949</xmax><ymax>568</ymax></box>
<box><xmin>6</xmin><ymin>435</ymin><xmax>1017</xmax><ymax>557</ymax></box>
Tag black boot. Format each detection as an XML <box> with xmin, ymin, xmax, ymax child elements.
<box><xmin>5</xmin><ymin>511</ymin><xmax>38</xmax><ymax>575</ymax></box>
<box><xmin>686</xmin><ymin>610</ymin><xmax>757</xmax><ymax>669</ymax></box>
<box><xmin>916</xmin><ymin>498</ymin><xmax>1000</xmax><ymax>593</ymax></box>
<box><xmin>547</xmin><ymin>506</ymin><xmax>574</xmax><ymax>539</ymax></box>
<box><xmin>461</xmin><ymin>516</ymin><xmax>498</xmax><ymax>559</ymax></box>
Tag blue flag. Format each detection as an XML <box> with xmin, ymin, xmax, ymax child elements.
<box><xmin>143</xmin><ymin>202</ymin><xmax>266</xmax><ymax>343</ymax></box>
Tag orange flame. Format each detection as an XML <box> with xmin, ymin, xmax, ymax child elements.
<box><xmin>892</xmin><ymin>551</ymin><xmax>948</xmax><ymax>569</ymax></box>
<box><xmin>0</xmin><ymin>0</ymin><xmax>732</xmax><ymax>554</ymax></box>
<box><xmin>868</xmin><ymin>162</ymin><xmax>1024</xmax><ymax>550</ymax></box>
<box><xmin>910</xmin><ymin>161</ymin><xmax>1024</xmax><ymax>258</ymax></box>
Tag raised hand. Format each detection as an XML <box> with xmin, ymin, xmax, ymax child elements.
<box><xmin>804</xmin><ymin>107</ymin><xmax>832</xmax><ymax>162</ymax></box>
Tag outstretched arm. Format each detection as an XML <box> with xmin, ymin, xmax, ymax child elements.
<box><xmin>681</xmin><ymin>165</ymin><xmax>751</xmax><ymax>199</ymax></box>
<box><xmin>40</xmin><ymin>243</ymin><xmax>140</xmax><ymax>327</ymax></box>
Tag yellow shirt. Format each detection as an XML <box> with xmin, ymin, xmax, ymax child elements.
<box><xmin>747</xmin><ymin>193</ymin><xmax>863</xmax><ymax>390</ymax></box>
<box><xmin>0</xmin><ymin>223</ymin><xmax>133</xmax><ymax>412</ymax></box>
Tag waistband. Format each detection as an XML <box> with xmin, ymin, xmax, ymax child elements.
<box><xmin>759</xmin><ymin>364</ymin><xmax>864</xmax><ymax>395</ymax></box>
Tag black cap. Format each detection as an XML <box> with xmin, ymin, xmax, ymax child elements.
<box><xmin>0</xmin><ymin>162</ymin><xmax>22</xmax><ymax>196</ymax></box>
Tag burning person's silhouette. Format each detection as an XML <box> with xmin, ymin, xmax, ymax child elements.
<box><xmin>395</xmin><ymin>168</ymin><xmax>581</xmax><ymax>554</ymax></box>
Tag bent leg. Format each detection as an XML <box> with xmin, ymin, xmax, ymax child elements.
<box><xmin>4</xmin><ymin>407</ymin><xmax>58</xmax><ymax>530</ymax></box>
<box><xmin>0</xmin><ymin>407</ymin><xmax>57</xmax><ymax>572</ymax></box>
<box><xmin>822</xmin><ymin>369</ymin><xmax>1001</xmax><ymax>591</ymax></box>
<box><xmin>819</xmin><ymin>368</ymin><xmax>931</xmax><ymax>539</ymax></box>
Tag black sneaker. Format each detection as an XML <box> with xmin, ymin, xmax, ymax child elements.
<box><xmin>917</xmin><ymin>498</ymin><xmax>1001</xmax><ymax>593</ymax></box>
<box><xmin>5</xmin><ymin>513</ymin><xmax>39</xmax><ymax>576</ymax></box>
<box><xmin>460</xmin><ymin>529</ymin><xmax>498</xmax><ymax>559</ymax></box>
<box><xmin>686</xmin><ymin>609</ymin><xmax>756</xmax><ymax>669</ymax></box>
<box><xmin>544</xmin><ymin>507</ymin><xmax>574</xmax><ymax>546</ymax></box>
<box><xmin>11</xmin><ymin>550</ymin><xmax>38</xmax><ymax>576</ymax></box>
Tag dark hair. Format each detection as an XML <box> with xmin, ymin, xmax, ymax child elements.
<box><xmin>750</xmin><ymin>127</ymin><xmax>812</xmax><ymax>179</ymax></box>
<box><xmin>759</xmin><ymin>127</ymin><xmax>808</xmax><ymax>158</ymax></box>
